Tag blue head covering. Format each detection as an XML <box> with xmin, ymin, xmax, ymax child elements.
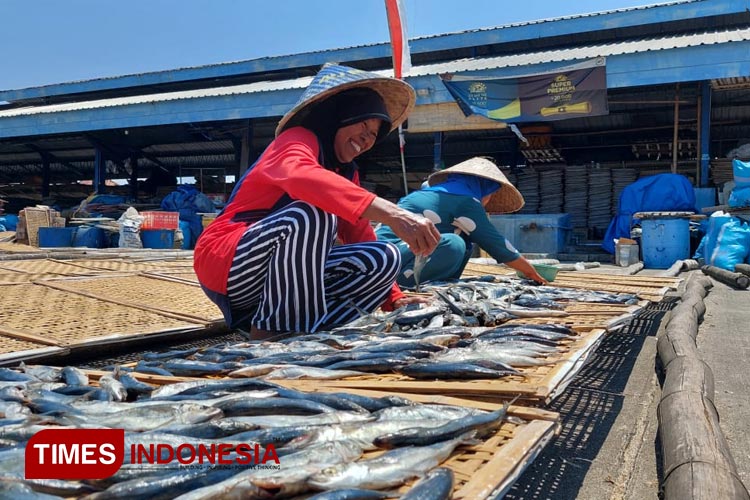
<box><xmin>424</xmin><ymin>173</ymin><xmax>501</xmax><ymax>201</ymax></box>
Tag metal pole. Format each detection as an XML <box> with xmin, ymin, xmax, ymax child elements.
<box><xmin>398</xmin><ymin>125</ymin><xmax>408</xmax><ymax>195</ymax></box>
<box><xmin>696</xmin><ymin>93</ymin><xmax>702</xmax><ymax>185</ymax></box>
<box><xmin>672</xmin><ymin>83</ymin><xmax>680</xmax><ymax>174</ymax></box>
<box><xmin>699</xmin><ymin>80</ymin><xmax>712</xmax><ymax>187</ymax></box>
<box><xmin>94</xmin><ymin>148</ymin><xmax>104</xmax><ymax>194</ymax></box>
<box><xmin>433</xmin><ymin>132</ymin><xmax>443</xmax><ymax>172</ymax></box>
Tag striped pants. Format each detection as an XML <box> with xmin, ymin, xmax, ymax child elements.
<box><xmin>227</xmin><ymin>201</ymin><xmax>401</xmax><ymax>333</ymax></box>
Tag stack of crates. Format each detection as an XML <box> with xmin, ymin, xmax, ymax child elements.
<box><xmin>141</xmin><ymin>211</ymin><xmax>179</xmax><ymax>230</ymax></box>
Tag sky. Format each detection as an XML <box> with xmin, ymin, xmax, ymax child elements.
<box><xmin>1</xmin><ymin>0</ymin><xmax>666</xmax><ymax>91</ymax></box>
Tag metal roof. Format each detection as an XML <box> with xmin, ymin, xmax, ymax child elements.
<box><xmin>410</xmin><ymin>27</ymin><xmax>750</xmax><ymax>76</ymax></box>
<box><xmin>0</xmin><ymin>76</ymin><xmax>314</xmax><ymax>119</ymax></box>
<box><xmin>0</xmin><ymin>27</ymin><xmax>747</xmax><ymax>124</ymax></box>
<box><xmin>2</xmin><ymin>0</ymin><xmax>742</xmax><ymax>103</ymax></box>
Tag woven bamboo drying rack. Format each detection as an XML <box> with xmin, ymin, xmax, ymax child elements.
<box><xmin>225</xmin><ymin>327</ymin><xmax>606</xmax><ymax>405</ymax></box>
<box><xmin>0</xmin><ymin>333</ymin><xmax>66</xmax><ymax>359</ymax></box>
<box><xmin>59</xmin><ymin>258</ymin><xmax>177</xmax><ymax>273</ymax></box>
<box><xmin>0</xmin><ymin>283</ymin><xmax>207</xmax><ymax>353</ymax></box>
<box><xmin>0</xmin><ymin>258</ymin><xmax>99</xmax><ymax>276</ymax></box>
<box><xmin>143</xmin><ymin>269</ymin><xmax>200</xmax><ymax>284</ymax></box>
<box><xmin>81</xmin><ymin>369</ymin><xmax>560</xmax><ymax>500</ymax></box>
<box><xmin>36</xmin><ymin>273</ymin><xmax>222</xmax><ymax>324</ymax></box>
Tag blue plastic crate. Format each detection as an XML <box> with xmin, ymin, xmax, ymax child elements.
<box><xmin>489</xmin><ymin>213</ymin><xmax>572</xmax><ymax>254</ymax></box>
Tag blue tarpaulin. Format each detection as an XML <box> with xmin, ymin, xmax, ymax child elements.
<box><xmin>602</xmin><ymin>174</ymin><xmax>696</xmax><ymax>254</ymax></box>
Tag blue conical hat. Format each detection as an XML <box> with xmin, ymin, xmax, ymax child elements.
<box><xmin>275</xmin><ymin>63</ymin><xmax>415</xmax><ymax>137</ymax></box>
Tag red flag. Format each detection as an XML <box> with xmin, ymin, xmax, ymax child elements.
<box><xmin>384</xmin><ymin>0</ymin><xmax>411</xmax><ymax>79</ymax></box>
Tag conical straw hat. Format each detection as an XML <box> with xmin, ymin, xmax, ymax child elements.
<box><xmin>427</xmin><ymin>157</ymin><xmax>525</xmax><ymax>214</ymax></box>
<box><xmin>276</xmin><ymin>63</ymin><xmax>415</xmax><ymax>137</ymax></box>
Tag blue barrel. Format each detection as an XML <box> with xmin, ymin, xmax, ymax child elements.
<box><xmin>38</xmin><ymin>227</ymin><xmax>77</xmax><ymax>247</ymax></box>
<box><xmin>72</xmin><ymin>226</ymin><xmax>106</xmax><ymax>248</ymax></box>
<box><xmin>179</xmin><ymin>220</ymin><xmax>192</xmax><ymax>250</ymax></box>
<box><xmin>141</xmin><ymin>229</ymin><xmax>175</xmax><ymax>249</ymax></box>
<box><xmin>641</xmin><ymin>217</ymin><xmax>690</xmax><ymax>269</ymax></box>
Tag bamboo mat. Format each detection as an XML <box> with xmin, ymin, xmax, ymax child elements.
<box><xmin>37</xmin><ymin>274</ymin><xmax>222</xmax><ymax>324</ymax></box>
<box><xmin>59</xmin><ymin>258</ymin><xmax>179</xmax><ymax>273</ymax></box>
<box><xmin>0</xmin><ymin>283</ymin><xmax>207</xmax><ymax>350</ymax></box>
<box><xmin>81</xmin><ymin>369</ymin><xmax>559</xmax><ymax>500</ymax></box>
<box><xmin>0</xmin><ymin>272</ymin><xmax>70</xmax><ymax>284</ymax></box>
<box><xmin>0</xmin><ymin>259</ymin><xmax>100</xmax><ymax>276</ymax></box>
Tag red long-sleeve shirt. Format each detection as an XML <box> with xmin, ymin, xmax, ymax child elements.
<box><xmin>194</xmin><ymin>126</ymin><xmax>404</xmax><ymax>308</ymax></box>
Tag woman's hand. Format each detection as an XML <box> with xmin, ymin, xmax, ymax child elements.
<box><xmin>507</xmin><ymin>257</ymin><xmax>549</xmax><ymax>285</ymax></box>
<box><xmin>363</xmin><ymin>197</ymin><xmax>440</xmax><ymax>257</ymax></box>
<box><xmin>393</xmin><ymin>295</ymin><xmax>432</xmax><ymax>308</ymax></box>
<box><xmin>525</xmin><ymin>269</ymin><xmax>549</xmax><ymax>285</ymax></box>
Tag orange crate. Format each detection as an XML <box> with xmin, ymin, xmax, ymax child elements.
<box><xmin>141</xmin><ymin>211</ymin><xmax>179</xmax><ymax>230</ymax></box>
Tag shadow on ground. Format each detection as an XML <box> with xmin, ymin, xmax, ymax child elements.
<box><xmin>503</xmin><ymin>299</ymin><xmax>676</xmax><ymax>500</ymax></box>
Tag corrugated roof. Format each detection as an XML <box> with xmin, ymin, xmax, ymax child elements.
<box><xmin>8</xmin><ymin>0</ymin><xmax>732</xmax><ymax>108</ymax></box>
<box><xmin>409</xmin><ymin>27</ymin><xmax>750</xmax><ymax>76</ymax></box>
<box><xmin>0</xmin><ymin>26</ymin><xmax>746</xmax><ymax>121</ymax></box>
<box><xmin>0</xmin><ymin>75</ymin><xmax>315</xmax><ymax>118</ymax></box>
<box><xmin>0</xmin><ymin>1</ymin><xmax>695</xmax><ymax>95</ymax></box>
<box><xmin>412</xmin><ymin>0</ymin><xmax>695</xmax><ymax>40</ymax></box>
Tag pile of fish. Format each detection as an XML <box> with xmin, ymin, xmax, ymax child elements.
<box><xmin>112</xmin><ymin>274</ymin><xmax>634</xmax><ymax>382</ymax></box>
<box><xmin>126</xmin><ymin>322</ymin><xmax>576</xmax><ymax>382</ymax></box>
<box><xmin>0</xmin><ymin>363</ymin><xmax>517</xmax><ymax>499</ymax></box>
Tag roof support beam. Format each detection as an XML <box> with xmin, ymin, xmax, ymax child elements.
<box><xmin>129</xmin><ymin>155</ymin><xmax>139</xmax><ymax>200</ymax></box>
<box><xmin>239</xmin><ymin>120</ymin><xmax>253</xmax><ymax>177</ymax></box>
<box><xmin>41</xmin><ymin>155</ymin><xmax>50</xmax><ymax>198</ymax></box>
<box><xmin>23</xmin><ymin>143</ymin><xmax>88</xmax><ymax>179</ymax></box>
<box><xmin>94</xmin><ymin>148</ymin><xmax>105</xmax><ymax>194</ymax></box>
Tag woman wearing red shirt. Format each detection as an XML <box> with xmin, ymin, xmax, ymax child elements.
<box><xmin>194</xmin><ymin>64</ymin><xmax>439</xmax><ymax>339</ymax></box>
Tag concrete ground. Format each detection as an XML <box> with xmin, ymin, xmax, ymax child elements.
<box><xmin>503</xmin><ymin>266</ymin><xmax>750</xmax><ymax>500</ymax></box>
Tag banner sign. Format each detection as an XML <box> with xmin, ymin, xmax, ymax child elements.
<box><xmin>441</xmin><ymin>58</ymin><xmax>608</xmax><ymax>123</ymax></box>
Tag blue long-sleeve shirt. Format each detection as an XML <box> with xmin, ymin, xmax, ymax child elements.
<box><xmin>376</xmin><ymin>190</ymin><xmax>521</xmax><ymax>263</ymax></box>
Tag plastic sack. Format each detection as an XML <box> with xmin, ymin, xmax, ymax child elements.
<box><xmin>708</xmin><ymin>219</ymin><xmax>750</xmax><ymax>271</ymax></box>
<box><xmin>732</xmin><ymin>158</ymin><xmax>750</xmax><ymax>189</ymax></box>
<box><xmin>729</xmin><ymin>185</ymin><xmax>750</xmax><ymax>208</ymax></box>
<box><xmin>703</xmin><ymin>212</ymin><xmax>734</xmax><ymax>263</ymax></box>
<box><xmin>0</xmin><ymin>214</ymin><xmax>18</xmax><ymax>231</ymax></box>
<box><xmin>693</xmin><ymin>234</ymin><xmax>706</xmax><ymax>259</ymax></box>
<box><xmin>117</xmin><ymin>207</ymin><xmax>144</xmax><ymax>249</ymax></box>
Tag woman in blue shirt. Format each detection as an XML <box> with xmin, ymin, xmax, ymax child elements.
<box><xmin>376</xmin><ymin>157</ymin><xmax>547</xmax><ymax>286</ymax></box>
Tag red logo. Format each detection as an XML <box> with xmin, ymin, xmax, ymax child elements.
<box><xmin>25</xmin><ymin>428</ymin><xmax>280</xmax><ymax>480</ymax></box>
<box><xmin>25</xmin><ymin>429</ymin><xmax>124</xmax><ymax>480</ymax></box>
